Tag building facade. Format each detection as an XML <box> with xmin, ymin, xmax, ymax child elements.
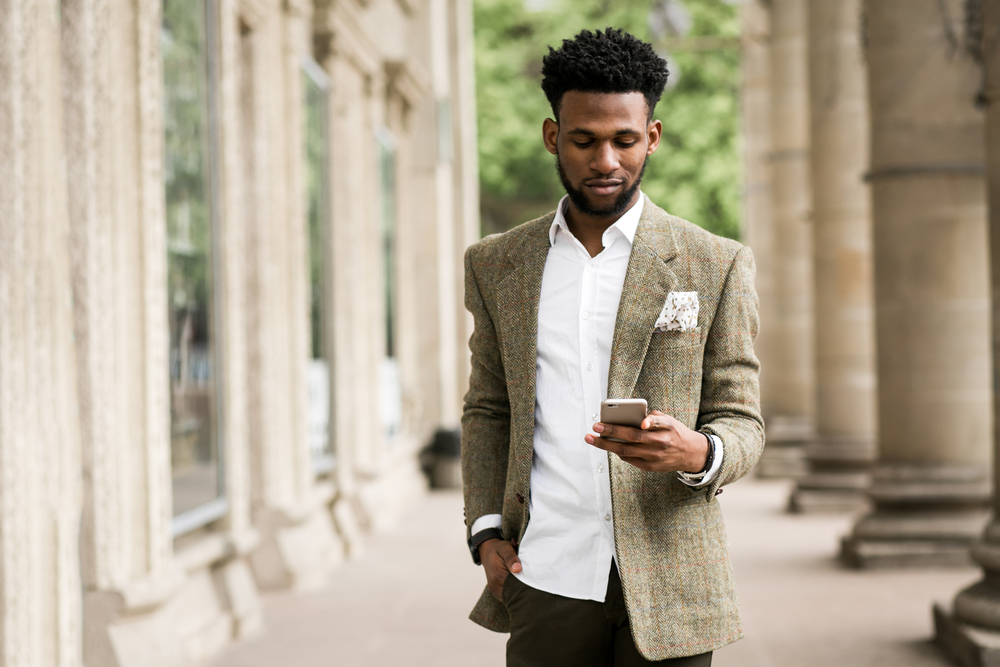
<box><xmin>0</xmin><ymin>0</ymin><xmax>478</xmax><ymax>665</ymax></box>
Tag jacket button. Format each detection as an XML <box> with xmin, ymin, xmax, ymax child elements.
<box><xmin>715</xmin><ymin>488</ymin><xmax>723</xmax><ymax>496</ymax></box>
<box><xmin>516</xmin><ymin>493</ymin><xmax>524</xmax><ymax>503</ymax></box>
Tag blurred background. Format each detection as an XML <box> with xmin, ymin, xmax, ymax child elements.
<box><xmin>2</xmin><ymin>0</ymin><xmax>999</xmax><ymax>665</ymax></box>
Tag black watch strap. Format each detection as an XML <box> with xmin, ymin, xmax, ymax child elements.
<box><xmin>699</xmin><ymin>432</ymin><xmax>715</xmax><ymax>474</ymax></box>
<box><xmin>468</xmin><ymin>528</ymin><xmax>503</xmax><ymax>565</ymax></box>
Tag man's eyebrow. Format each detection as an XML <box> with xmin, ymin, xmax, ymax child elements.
<box><xmin>566</xmin><ymin>128</ymin><xmax>642</xmax><ymax>136</ymax></box>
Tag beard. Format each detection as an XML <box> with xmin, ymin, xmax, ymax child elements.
<box><xmin>555</xmin><ymin>152</ymin><xmax>648</xmax><ymax>219</ymax></box>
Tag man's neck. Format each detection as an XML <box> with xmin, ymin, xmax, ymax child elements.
<box><xmin>563</xmin><ymin>191</ymin><xmax>641</xmax><ymax>258</ymax></box>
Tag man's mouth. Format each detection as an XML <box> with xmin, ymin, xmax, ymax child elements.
<box><xmin>584</xmin><ymin>179</ymin><xmax>625</xmax><ymax>197</ymax></box>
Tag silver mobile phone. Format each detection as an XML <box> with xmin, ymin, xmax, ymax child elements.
<box><xmin>599</xmin><ymin>398</ymin><xmax>648</xmax><ymax>443</ymax></box>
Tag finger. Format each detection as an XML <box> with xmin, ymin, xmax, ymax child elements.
<box><xmin>641</xmin><ymin>411</ymin><xmax>673</xmax><ymax>431</ymax></box>
<box><xmin>497</xmin><ymin>542</ymin><xmax>523</xmax><ymax>573</ymax></box>
<box><xmin>586</xmin><ymin>435</ymin><xmax>654</xmax><ymax>461</ymax></box>
<box><xmin>594</xmin><ymin>422</ymin><xmax>646</xmax><ymax>444</ymax></box>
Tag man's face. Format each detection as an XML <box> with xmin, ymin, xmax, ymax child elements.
<box><xmin>543</xmin><ymin>91</ymin><xmax>661</xmax><ymax>220</ymax></box>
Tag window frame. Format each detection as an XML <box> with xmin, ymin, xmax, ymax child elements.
<box><xmin>166</xmin><ymin>0</ymin><xmax>229</xmax><ymax>538</ymax></box>
<box><xmin>302</xmin><ymin>57</ymin><xmax>336</xmax><ymax>476</ymax></box>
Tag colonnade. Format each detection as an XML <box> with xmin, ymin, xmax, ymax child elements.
<box><xmin>743</xmin><ymin>0</ymin><xmax>1000</xmax><ymax>661</ymax></box>
<box><xmin>743</xmin><ymin>0</ymin><xmax>992</xmax><ymax>564</ymax></box>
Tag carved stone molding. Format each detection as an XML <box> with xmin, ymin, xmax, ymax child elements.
<box><xmin>385</xmin><ymin>57</ymin><xmax>431</xmax><ymax>107</ymax></box>
<box><xmin>240</xmin><ymin>0</ymin><xmax>268</xmax><ymax>30</ymax></box>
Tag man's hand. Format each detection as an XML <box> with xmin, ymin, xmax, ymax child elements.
<box><xmin>480</xmin><ymin>538</ymin><xmax>522</xmax><ymax>600</ymax></box>
<box><xmin>584</xmin><ymin>410</ymin><xmax>708</xmax><ymax>473</ymax></box>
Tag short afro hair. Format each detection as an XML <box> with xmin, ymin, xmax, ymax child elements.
<box><xmin>541</xmin><ymin>28</ymin><xmax>669</xmax><ymax>122</ymax></box>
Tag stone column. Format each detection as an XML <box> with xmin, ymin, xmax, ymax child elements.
<box><xmin>740</xmin><ymin>0</ymin><xmax>776</xmax><ymax>448</ymax></box>
<box><xmin>0</xmin><ymin>1</ymin><xmax>84</xmax><ymax>664</ymax></box>
<box><xmin>788</xmin><ymin>0</ymin><xmax>877</xmax><ymax>512</ymax></box>
<box><xmin>450</xmin><ymin>0</ymin><xmax>480</xmax><ymax>408</ymax></box>
<box><xmin>841</xmin><ymin>0</ymin><xmax>990</xmax><ymax>568</ymax></box>
<box><xmin>935</xmin><ymin>1</ymin><xmax>1000</xmax><ymax>662</ymax></box>
<box><xmin>755</xmin><ymin>0</ymin><xmax>816</xmax><ymax>478</ymax></box>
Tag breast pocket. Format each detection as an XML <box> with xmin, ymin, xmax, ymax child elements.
<box><xmin>635</xmin><ymin>329</ymin><xmax>705</xmax><ymax>427</ymax></box>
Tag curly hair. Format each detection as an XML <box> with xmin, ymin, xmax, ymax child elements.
<box><xmin>540</xmin><ymin>28</ymin><xmax>669</xmax><ymax>121</ymax></box>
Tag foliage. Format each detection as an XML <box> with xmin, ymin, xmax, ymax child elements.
<box><xmin>473</xmin><ymin>0</ymin><xmax>741</xmax><ymax>240</ymax></box>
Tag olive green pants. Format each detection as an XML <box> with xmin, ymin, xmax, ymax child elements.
<box><xmin>501</xmin><ymin>563</ymin><xmax>712</xmax><ymax>667</ymax></box>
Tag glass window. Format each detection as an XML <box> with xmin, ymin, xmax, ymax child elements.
<box><xmin>377</xmin><ymin>130</ymin><xmax>401</xmax><ymax>440</ymax></box>
<box><xmin>302</xmin><ymin>59</ymin><xmax>334</xmax><ymax>474</ymax></box>
<box><xmin>163</xmin><ymin>0</ymin><xmax>226</xmax><ymax>532</ymax></box>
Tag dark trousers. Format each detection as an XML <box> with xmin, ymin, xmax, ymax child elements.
<box><xmin>501</xmin><ymin>562</ymin><xmax>713</xmax><ymax>667</ymax></box>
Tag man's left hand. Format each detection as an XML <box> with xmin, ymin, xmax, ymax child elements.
<box><xmin>584</xmin><ymin>410</ymin><xmax>708</xmax><ymax>473</ymax></box>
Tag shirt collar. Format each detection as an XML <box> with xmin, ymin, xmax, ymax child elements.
<box><xmin>548</xmin><ymin>192</ymin><xmax>645</xmax><ymax>248</ymax></box>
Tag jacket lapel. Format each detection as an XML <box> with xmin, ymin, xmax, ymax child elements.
<box><xmin>496</xmin><ymin>217</ymin><xmax>552</xmax><ymax>474</ymax></box>
<box><xmin>607</xmin><ymin>199</ymin><xmax>679</xmax><ymax>400</ymax></box>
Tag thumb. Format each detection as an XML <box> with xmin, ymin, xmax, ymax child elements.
<box><xmin>501</xmin><ymin>543</ymin><xmax>522</xmax><ymax>573</ymax></box>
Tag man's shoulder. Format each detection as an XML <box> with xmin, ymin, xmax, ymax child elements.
<box><xmin>465</xmin><ymin>211</ymin><xmax>555</xmax><ymax>264</ymax></box>
<box><xmin>644</xmin><ymin>199</ymin><xmax>747</xmax><ymax>265</ymax></box>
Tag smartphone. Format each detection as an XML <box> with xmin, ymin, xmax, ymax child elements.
<box><xmin>599</xmin><ymin>398</ymin><xmax>648</xmax><ymax>443</ymax></box>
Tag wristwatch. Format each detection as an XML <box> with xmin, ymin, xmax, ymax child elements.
<box><xmin>468</xmin><ymin>527</ymin><xmax>503</xmax><ymax>565</ymax></box>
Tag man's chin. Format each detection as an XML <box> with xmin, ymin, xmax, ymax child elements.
<box><xmin>567</xmin><ymin>188</ymin><xmax>636</xmax><ymax>218</ymax></box>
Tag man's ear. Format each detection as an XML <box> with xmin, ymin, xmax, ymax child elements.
<box><xmin>646</xmin><ymin>119</ymin><xmax>662</xmax><ymax>156</ymax></box>
<box><xmin>543</xmin><ymin>118</ymin><xmax>559</xmax><ymax>156</ymax></box>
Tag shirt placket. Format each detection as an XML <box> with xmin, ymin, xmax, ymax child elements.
<box><xmin>578</xmin><ymin>249</ymin><xmax>615</xmax><ymax>597</ymax></box>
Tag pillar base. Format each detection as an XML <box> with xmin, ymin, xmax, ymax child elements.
<box><xmin>756</xmin><ymin>416</ymin><xmax>812</xmax><ymax>479</ymax></box>
<box><xmin>935</xmin><ymin>523</ymin><xmax>1000</xmax><ymax>667</ymax></box>
<box><xmin>788</xmin><ymin>439</ymin><xmax>874</xmax><ymax>513</ymax></box>
<box><xmin>840</xmin><ymin>464</ymin><xmax>990</xmax><ymax>568</ymax></box>
<box><xmin>788</xmin><ymin>477</ymin><xmax>871</xmax><ymax>513</ymax></box>
<box><xmin>934</xmin><ymin>603</ymin><xmax>1000</xmax><ymax>667</ymax></box>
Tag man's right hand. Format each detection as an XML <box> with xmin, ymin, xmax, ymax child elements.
<box><xmin>480</xmin><ymin>538</ymin><xmax>522</xmax><ymax>600</ymax></box>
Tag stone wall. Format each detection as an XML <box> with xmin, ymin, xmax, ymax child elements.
<box><xmin>0</xmin><ymin>0</ymin><xmax>478</xmax><ymax>664</ymax></box>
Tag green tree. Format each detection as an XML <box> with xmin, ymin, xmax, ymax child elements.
<box><xmin>473</xmin><ymin>0</ymin><xmax>741</xmax><ymax>240</ymax></box>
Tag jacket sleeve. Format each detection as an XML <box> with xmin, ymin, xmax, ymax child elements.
<box><xmin>697</xmin><ymin>245</ymin><xmax>765</xmax><ymax>499</ymax></box>
<box><xmin>461</xmin><ymin>245</ymin><xmax>511</xmax><ymax>537</ymax></box>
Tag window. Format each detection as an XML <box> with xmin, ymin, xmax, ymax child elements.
<box><xmin>377</xmin><ymin>130</ymin><xmax>401</xmax><ymax>440</ymax></box>
<box><xmin>302</xmin><ymin>59</ymin><xmax>334</xmax><ymax>474</ymax></box>
<box><xmin>163</xmin><ymin>0</ymin><xmax>226</xmax><ymax>534</ymax></box>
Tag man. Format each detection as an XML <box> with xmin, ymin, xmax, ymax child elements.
<box><xmin>461</xmin><ymin>28</ymin><xmax>763</xmax><ymax>666</ymax></box>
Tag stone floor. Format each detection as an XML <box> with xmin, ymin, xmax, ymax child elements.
<box><xmin>211</xmin><ymin>478</ymin><xmax>979</xmax><ymax>667</ymax></box>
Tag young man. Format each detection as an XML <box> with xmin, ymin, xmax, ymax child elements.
<box><xmin>461</xmin><ymin>28</ymin><xmax>763</xmax><ymax>666</ymax></box>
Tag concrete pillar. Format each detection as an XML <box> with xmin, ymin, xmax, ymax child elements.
<box><xmin>755</xmin><ymin>0</ymin><xmax>816</xmax><ymax>478</ymax></box>
<box><xmin>934</xmin><ymin>1</ymin><xmax>1000</xmax><ymax>662</ymax></box>
<box><xmin>740</xmin><ymin>0</ymin><xmax>776</xmax><ymax>452</ymax></box>
<box><xmin>240</xmin><ymin>0</ymin><xmax>344</xmax><ymax>593</ymax></box>
<box><xmin>67</xmin><ymin>0</ymin><xmax>263</xmax><ymax>662</ymax></box>
<box><xmin>0</xmin><ymin>1</ymin><xmax>84</xmax><ymax>664</ymax></box>
<box><xmin>449</xmin><ymin>0</ymin><xmax>480</xmax><ymax>407</ymax></box>
<box><xmin>841</xmin><ymin>0</ymin><xmax>991</xmax><ymax>568</ymax></box>
<box><xmin>788</xmin><ymin>0</ymin><xmax>877</xmax><ymax>513</ymax></box>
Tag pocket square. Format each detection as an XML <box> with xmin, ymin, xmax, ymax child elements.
<box><xmin>654</xmin><ymin>291</ymin><xmax>699</xmax><ymax>332</ymax></box>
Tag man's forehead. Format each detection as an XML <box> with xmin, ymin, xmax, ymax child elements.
<box><xmin>558</xmin><ymin>90</ymin><xmax>650</xmax><ymax>127</ymax></box>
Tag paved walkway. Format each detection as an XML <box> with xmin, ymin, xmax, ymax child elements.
<box><xmin>211</xmin><ymin>478</ymin><xmax>977</xmax><ymax>667</ymax></box>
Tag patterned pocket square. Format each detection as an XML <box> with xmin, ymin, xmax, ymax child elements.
<box><xmin>654</xmin><ymin>291</ymin><xmax>699</xmax><ymax>332</ymax></box>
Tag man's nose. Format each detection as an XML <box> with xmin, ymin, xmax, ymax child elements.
<box><xmin>590</xmin><ymin>142</ymin><xmax>620</xmax><ymax>174</ymax></box>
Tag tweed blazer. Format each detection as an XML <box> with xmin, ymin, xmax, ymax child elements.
<box><xmin>460</xmin><ymin>196</ymin><xmax>764</xmax><ymax>660</ymax></box>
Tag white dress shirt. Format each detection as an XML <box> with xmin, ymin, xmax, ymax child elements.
<box><xmin>471</xmin><ymin>194</ymin><xmax>722</xmax><ymax>602</ymax></box>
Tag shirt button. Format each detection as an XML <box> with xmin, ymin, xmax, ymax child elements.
<box><xmin>582</xmin><ymin>311</ymin><xmax>590</xmax><ymax>320</ymax></box>
<box><xmin>591</xmin><ymin>413</ymin><xmax>598</xmax><ymax>421</ymax></box>
<box><xmin>586</xmin><ymin>265</ymin><xmax>593</xmax><ymax>272</ymax></box>
<box><xmin>587</xmin><ymin>363</ymin><xmax>594</xmax><ymax>371</ymax></box>
<box><xmin>604</xmin><ymin>514</ymin><xmax>611</xmax><ymax>522</ymax></box>
<box><xmin>598</xmin><ymin>465</ymin><xmax>605</xmax><ymax>473</ymax></box>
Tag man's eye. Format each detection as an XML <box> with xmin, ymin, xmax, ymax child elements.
<box><xmin>617</xmin><ymin>142</ymin><xmax>637</xmax><ymax>148</ymax></box>
<box><xmin>573</xmin><ymin>141</ymin><xmax>593</xmax><ymax>148</ymax></box>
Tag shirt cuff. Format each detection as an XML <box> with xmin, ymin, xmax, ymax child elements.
<box><xmin>676</xmin><ymin>433</ymin><xmax>724</xmax><ymax>488</ymax></box>
<box><xmin>470</xmin><ymin>513</ymin><xmax>503</xmax><ymax>535</ymax></box>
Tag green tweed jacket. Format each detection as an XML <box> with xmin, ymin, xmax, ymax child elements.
<box><xmin>460</xmin><ymin>196</ymin><xmax>764</xmax><ymax>660</ymax></box>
